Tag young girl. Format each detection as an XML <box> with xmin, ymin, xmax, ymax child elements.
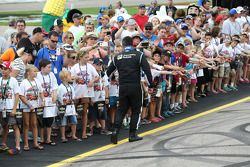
<box><xmin>57</xmin><ymin>70</ymin><xmax>80</xmax><ymax>142</ymax></box>
<box><xmin>0</xmin><ymin>61</ymin><xmax>21</xmax><ymax>155</ymax></box>
<box><xmin>36</xmin><ymin>59</ymin><xmax>58</xmax><ymax>146</ymax></box>
<box><xmin>19</xmin><ymin>65</ymin><xmax>44</xmax><ymax>151</ymax></box>
<box><xmin>70</xmin><ymin>50</ymin><xmax>99</xmax><ymax>139</ymax></box>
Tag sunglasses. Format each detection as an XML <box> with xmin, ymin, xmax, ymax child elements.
<box><xmin>70</xmin><ymin>56</ymin><xmax>76</xmax><ymax>59</ymax></box>
<box><xmin>68</xmin><ymin>36</ymin><xmax>74</xmax><ymax>40</ymax></box>
<box><xmin>145</xmin><ymin>27</ymin><xmax>153</xmax><ymax>31</ymax></box>
<box><xmin>51</xmin><ymin>39</ymin><xmax>58</xmax><ymax>43</ymax></box>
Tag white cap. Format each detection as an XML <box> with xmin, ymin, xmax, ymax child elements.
<box><xmin>236</xmin><ymin>6</ymin><xmax>244</xmax><ymax>13</ymax></box>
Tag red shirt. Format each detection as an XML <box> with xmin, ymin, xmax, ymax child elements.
<box><xmin>173</xmin><ymin>52</ymin><xmax>190</xmax><ymax>82</ymax></box>
<box><xmin>133</xmin><ymin>14</ymin><xmax>149</xmax><ymax>31</ymax></box>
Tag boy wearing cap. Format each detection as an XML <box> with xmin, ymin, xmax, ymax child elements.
<box><xmin>88</xmin><ymin>58</ymin><xmax>111</xmax><ymax>135</ymax></box>
<box><xmin>53</xmin><ymin>19</ymin><xmax>64</xmax><ymax>44</ymax></box>
<box><xmin>221</xmin><ymin>8</ymin><xmax>241</xmax><ymax>36</ymax></box>
<box><xmin>68</xmin><ymin>13</ymin><xmax>84</xmax><ymax>39</ymax></box>
<box><xmin>0</xmin><ymin>61</ymin><xmax>21</xmax><ymax>155</ymax></box>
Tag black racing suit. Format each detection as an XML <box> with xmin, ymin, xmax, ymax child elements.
<box><xmin>107</xmin><ymin>48</ymin><xmax>153</xmax><ymax>133</ymax></box>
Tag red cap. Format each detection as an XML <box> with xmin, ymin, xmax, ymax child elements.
<box><xmin>42</xmin><ymin>28</ymin><xmax>48</xmax><ymax>35</ymax></box>
<box><xmin>0</xmin><ymin>61</ymin><xmax>11</xmax><ymax>69</ymax></box>
<box><xmin>215</xmin><ymin>15</ymin><xmax>224</xmax><ymax>24</ymax></box>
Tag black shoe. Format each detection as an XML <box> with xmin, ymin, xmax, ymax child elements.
<box><xmin>129</xmin><ymin>134</ymin><xmax>143</xmax><ymax>142</ymax></box>
<box><xmin>111</xmin><ymin>131</ymin><xmax>118</xmax><ymax>144</ymax></box>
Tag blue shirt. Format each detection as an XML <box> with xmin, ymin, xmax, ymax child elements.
<box><xmin>140</xmin><ymin>33</ymin><xmax>158</xmax><ymax>43</ymax></box>
<box><xmin>34</xmin><ymin>47</ymin><xmax>64</xmax><ymax>84</ymax></box>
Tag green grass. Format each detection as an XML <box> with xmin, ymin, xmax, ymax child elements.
<box><xmin>0</xmin><ymin>1</ymin><xmax>195</xmax><ymax>26</ymax></box>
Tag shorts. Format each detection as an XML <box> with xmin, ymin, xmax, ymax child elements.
<box><xmin>42</xmin><ymin>117</ymin><xmax>54</xmax><ymax>128</ymax></box>
<box><xmin>88</xmin><ymin>102</ymin><xmax>107</xmax><ymax>121</ymax></box>
<box><xmin>109</xmin><ymin>96</ymin><xmax>119</xmax><ymax>108</ymax></box>
<box><xmin>224</xmin><ymin>66</ymin><xmax>231</xmax><ymax>78</ymax></box>
<box><xmin>203</xmin><ymin>68</ymin><xmax>213</xmax><ymax>83</ymax></box>
<box><xmin>191</xmin><ymin>79</ymin><xmax>197</xmax><ymax>85</ymax></box>
<box><xmin>230</xmin><ymin>61</ymin><xmax>237</xmax><ymax>70</ymax></box>
<box><xmin>75</xmin><ymin>98</ymin><xmax>90</xmax><ymax>116</ymax></box>
<box><xmin>197</xmin><ymin>76</ymin><xmax>206</xmax><ymax>85</ymax></box>
<box><xmin>218</xmin><ymin>65</ymin><xmax>225</xmax><ymax>78</ymax></box>
<box><xmin>170</xmin><ymin>81</ymin><xmax>182</xmax><ymax>94</ymax></box>
<box><xmin>60</xmin><ymin>115</ymin><xmax>77</xmax><ymax>126</ymax></box>
<box><xmin>0</xmin><ymin>113</ymin><xmax>17</xmax><ymax>127</ymax></box>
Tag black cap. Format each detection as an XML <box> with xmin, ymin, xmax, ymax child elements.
<box><xmin>72</xmin><ymin>13</ymin><xmax>82</xmax><ymax>19</ymax></box>
<box><xmin>138</xmin><ymin>4</ymin><xmax>146</xmax><ymax>9</ymax></box>
<box><xmin>33</xmin><ymin>27</ymin><xmax>42</xmax><ymax>35</ymax></box>
<box><xmin>93</xmin><ymin>58</ymin><xmax>103</xmax><ymax>65</ymax></box>
<box><xmin>162</xmin><ymin>50</ymin><xmax>172</xmax><ymax>57</ymax></box>
<box><xmin>144</xmin><ymin>22</ymin><xmax>153</xmax><ymax>28</ymax></box>
<box><xmin>54</xmin><ymin>19</ymin><xmax>63</xmax><ymax>27</ymax></box>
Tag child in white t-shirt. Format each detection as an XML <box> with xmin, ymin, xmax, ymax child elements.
<box><xmin>0</xmin><ymin>61</ymin><xmax>21</xmax><ymax>155</ymax></box>
<box><xmin>19</xmin><ymin>65</ymin><xmax>45</xmax><ymax>151</ymax></box>
<box><xmin>36</xmin><ymin>59</ymin><xmax>58</xmax><ymax>146</ymax></box>
<box><xmin>70</xmin><ymin>50</ymin><xmax>99</xmax><ymax>139</ymax></box>
<box><xmin>88</xmin><ymin>58</ymin><xmax>110</xmax><ymax>135</ymax></box>
<box><xmin>57</xmin><ymin>70</ymin><xmax>80</xmax><ymax>142</ymax></box>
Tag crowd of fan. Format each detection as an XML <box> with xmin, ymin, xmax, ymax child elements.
<box><xmin>0</xmin><ymin>0</ymin><xmax>250</xmax><ymax>155</ymax></box>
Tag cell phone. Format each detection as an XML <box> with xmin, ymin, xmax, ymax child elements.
<box><xmin>141</xmin><ymin>41</ymin><xmax>149</xmax><ymax>47</ymax></box>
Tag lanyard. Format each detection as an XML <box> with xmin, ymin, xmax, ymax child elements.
<box><xmin>42</xmin><ymin>73</ymin><xmax>51</xmax><ymax>94</ymax></box>
<box><xmin>27</xmin><ymin>79</ymin><xmax>39</xmax><ymax>98</ymax></box>
<box><xmin>63</xmin><ymin>83</ymin><xmax>72</xmax><ymax>100</ymax></box>
<box><xmin>79</xmin><ymin>63</ymin><xmax>88</xmax><ymax>82</ymax></box>
<box><xmin>1</xmin><ymin>78</ymin><xmax>10</xmax><ymax>100</ymax></box>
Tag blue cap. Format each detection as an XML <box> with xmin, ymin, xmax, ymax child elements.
<box><xmin>93</xmin><ymin>58</ymin><xmax>103</xmax><ymax>65</ymax></box>
<box><xmin>175</xmin><ymin>18</ymin><xmax>183</xmax><ymax>25</ymax></box>
<box><xmin>229</xmin><ymin>8</ymin><xmax>239</xmax><ymax>15</ymax></box>
<box><xmin>180</xmin><ymin>23</ymin><xmax>188</xmax><ymax>30</ymax></box>
<box><xmin>117</xmin><ymin>16</ymin><xmax>125</xmax><ymax>23</ymax></box>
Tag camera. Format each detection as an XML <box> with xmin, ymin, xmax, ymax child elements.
<box><xmin>141</xmin><ymin>41</ymin><xmax>149</xmax><ymax>47</ymax></box>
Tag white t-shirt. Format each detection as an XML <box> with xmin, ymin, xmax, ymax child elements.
<box><xmin>91</xmin><ymin>74</ymin><xmax>109</xmax><ymax>102</ymax></box>
<box><xmin>221</xmin><ymin>19</ymin><xmax>241</xmax><ymax>36</ymax></box>
<box><xmin>68</xmin><ymin>25</ymin><xmax>84</xmax><ymax>38</ymax></box>
<box><xmin>0</xmin><ymin>77</ymin><xmax>20</xmax><ymax>112</ymax></box>
<box><xmin>19</xmin><ymin>78</ymin><xmax>43</xmax><ymax>112</ymax></box>
<box><xmin>36</xmin><ymin>72</ymin><xmax>58</xmax><ymax>118</ymax></box>
<box><xmin>120</xmin><ymin>30</ymin><xmax>138</xmax><ymax>40</ymax></box>
<box><xmin>211</xmin><ymin>37</ymin><xmax>221</xmax><ymax>46</ymax></box>
<box><xmin>109</xmin><ymin>71</ymin><xmax>119</xmax><ymax>97</ymax></box>
<box><xmin>57</xmin><ymin>83</ymin><xmax>76</xmax><ymax>116</ymax></box>
<box><xmin>218</xmin><ymin>43</ymin><xmax>233</xmax><ymax>67</ymax></box>
<box><xmin>70</xmin><ymin>63</ymin><xmax>99</xmax><ymax>98</ymax></box>
<box><xmin>201</xmin><ymin>43</ymin><xmax>218</xmax><ymax>58</ymax></box>
<box><xmin>236</xmin><ymin>16</ymin><xmax>250</xmax><ymax>28</ymax></box>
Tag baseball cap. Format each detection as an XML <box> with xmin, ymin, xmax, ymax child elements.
<box><xmin>54</xmin><ymin>19</ymin><xmax>63</xmax><ymax>27</ymax></box>
<box><xmin>93</xmin><ymin>58</ymin><xmax>103</xmax><ymax>65</ymax></box>
<box><xmin>229</xmin><ymin>8</ymin><xmax>240</xmax><ymax>15</ymax></box>
<box><xmin>185</xmin><ymin>15</ymin><xmax>193</xmax><ymax>20</ymax></box>
<box><xmin>175</xmin><ymin>18</ymin><xmax>184</xmax><ymax>25</ymax></box>
<box><xmin>62</xmin><ymin>44</ymin><xmax>74</xmax><ymax>51</ymax></box>
<box><xmin>85</xmin><ymin>18</ymin><xmax>94</xmax><ymax>25</ymax></box>
<box><xmin>164</xmin><ymin>40</ymin><xmax>174</xmax><ymax>46</ymax></box>
<box><xmin>176</xmin><ymin>41</ymin><xmax>185</xmax><ymax>47</ymax></box>
<box><xmin>72</xmin><ymin>13</ymin><xmax>82</xmax><ymax>19</ymax></box>
<box><xmin>236</xmin><ymin>6</ymin><xmax>244</xmax><ymax>13</ymax></box>
<box><xmin>138</xmin><ymin>4</ymin><xmax>146</xmax><ymax>9</ymax></box>
<box><xmin>86</xmin><ymin>32</ymin><xmax>98</xmax><ymax>39</ymax></box>
<box><xmin>33</xmin><ymin>27</ymin><xmax>48</xmax><ymax>35</ymax></box>
<box><xmin>151</xmin><ymin>0</ymin><xmax>157</xmax><ymax>4</ymax></box>
<box><xmin>144</xmin><ymin>22</ymin><xmax>153</xmax><ymax>28</ymax></box>
<box><xmin>180</xmin><ymin>23</ymin><xmax>189</xmax><ymax>30</ymax></box>
<box><xmin>0</xmin><ymin>61</ymin><xmax>11</xmax><ymax>69</ymax></box>
<box><xmin>128</xmin><ymin>18</ymin><xmax>136</xmax><ymax>26</ymax></box>
<box><xmin>117</xmin><ymin>16</ymin><xmax>125</xmax><ymax>23</ymax></box>
<box><xmin>132</xmin><ymin>33</ymin><xmax>142</xmax><ymax>40</ymax></box>
<box><xmin>232</xmin><ymin>37</ymin><xmax>240</xmax><ymax>43</ymax></box>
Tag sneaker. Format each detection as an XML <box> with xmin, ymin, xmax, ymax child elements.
<box><xmin>166</xmin><ymin>111</ymin><xmax>174</xmax><ymax>116</ymax></box>
<box><xmin>100</xmin><ymin>129</ymin><xmax>112</xmax><ymax>135</ymax></box>
<box><xmin>228</xmin><ymin>85</ymin><xmax>238</xmax><ymax>91</ymax></box>
<box><xmin>223</xmin><ymin>86</ymin><xmax>232</xmax><ymax>92</ymax></box>
<box><xmin>175</xmin><ymin>105</ymin><xmax>182</xmax><ymax>110</ymax></box>
<box><xmin>140</xmin><ymin>119</ymin><xmax>151</xmax><ymax>125</ymax></box>
<box><xmin>8</xmin><ymin>148</ymin><xmax>20</xmax><ymax>155</ymax></box>
<box><xmin>162</xmin><ymin>111</ymin><xmax>171</xmax><ymax>118</ymax></box>
<box><xmin>0</xmin><ymin>145</ymin><xmax>9</xmax><ymax>152</ymax></box>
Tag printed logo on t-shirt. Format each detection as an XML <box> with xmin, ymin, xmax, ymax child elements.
<box><xmin>0</xmin><ymin>84</ymin><xmax>13</xmax><ymax>99</ymax></box>
<box><xmin>76</xmin><ymin>71</ymin><xmax>89</xmax><ymax>85</ymax></box>
<box><xmin>26</xmin><ymin>86</ymin><xmax>38</xmax><ymax>100</ymax></box>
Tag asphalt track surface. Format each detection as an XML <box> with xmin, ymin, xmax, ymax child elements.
<box><xmin>1</xmin><ymin>83</ymin><xmax>250</xmax><ymax>167</ymax></box>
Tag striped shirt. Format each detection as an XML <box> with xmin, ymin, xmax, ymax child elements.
<box><xmin>11</xmin><ymin>57</ymin><xmax>26</xmax><ymax>85</ymax></box>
